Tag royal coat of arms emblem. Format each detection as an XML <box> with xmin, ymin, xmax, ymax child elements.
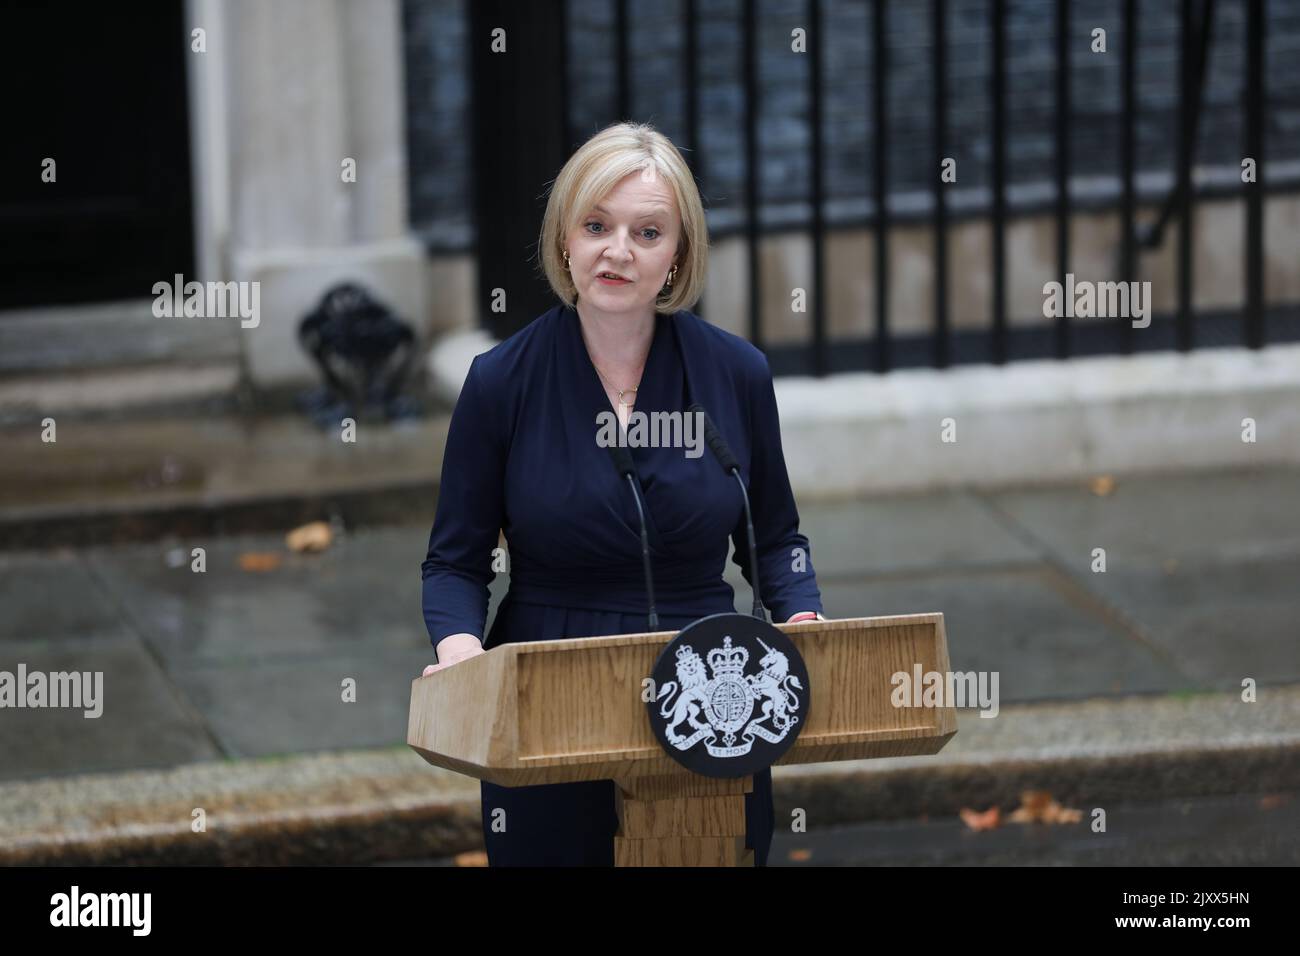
<box><xmin>646</xmin><ymin>613</ymin><xmax>811</xmax><ymax>777</ymax></box>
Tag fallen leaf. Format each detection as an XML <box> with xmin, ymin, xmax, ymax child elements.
<box><xmin>1021</xmin><ymin>790</ymin><xmax>1053</xmax><ymax>815</ymax></box>
<box><xmin>454</xmin><ymin>850</ymin><xmax>488</xmax><ymax>867</ymax></box>
<box><xmin>959</xmin><ymin>806</ymin><xmax>1002</xmax><ymax>831</ymax></box>
<box><xmin>238</xmin><ymin>552</ymin><xmax>282</xmax><ymax>572</ymax></box>
<box><xmin>787</xmin><ymin>848</ymin><xmax>813</xmax><ymax>862</ymax></box>
<box><xmin>286</xmin><ymin>520</ymin><xmax>333</xmax><ymax>553</ymax></box>
<box><xmin>1007</xmin><ymin>789</ymin><xmax>1083</xmax><ymax>825</ymax></box>
<box><xmin>1258</xmin><ymin>794</ymin><xmax>1289</xmax><ymax>811</ymax></box>
<box><xmin>1045</xmin><ymin>805</ymin><xmax>1084</xmax><ymax>824</ymax></box>
<box><xmin>1089</xmin><ymin>475</ymin><xmax>1116</xmax><ymax>496</ymax></box>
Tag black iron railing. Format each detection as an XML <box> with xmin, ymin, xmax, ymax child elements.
<box><xmin>426</xmin><ymin>0</ymin><xmax>1297</xmax><ymax>374</ymax></box>
<box><xmin>729</xmin><ymin>0</ymin><xmax>1277</xmax><ymax>375</ymax></box>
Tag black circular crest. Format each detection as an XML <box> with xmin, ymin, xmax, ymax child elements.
<box><xmin>645</xmin><ymin>612</ymin><xmax>811</xmax><ymax>778</ymax></box>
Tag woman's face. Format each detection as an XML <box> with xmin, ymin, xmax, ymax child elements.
<box><xmin>565</xmin><ymin>169</ymin><xmax>680</xmax><ymax>318</ymax></box>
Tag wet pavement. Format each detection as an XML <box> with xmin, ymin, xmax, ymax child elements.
<box><xmin>766</xmin><ymin>791</ymin><xmax>1300</xmax><ymax>867</ymax></box>
<box><xmin>1</xmin><ymin>464</ymin><xmax>1297</xmax><ymax>783</ymax></box>
<box><xmin>378</xmin><ymin>790</ymin><xmax>1300</xmax><ymax>866</ymax></box>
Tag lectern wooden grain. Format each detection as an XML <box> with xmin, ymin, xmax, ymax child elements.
<box><xmin>408</xmin><ymin>613</ymin><xmax>957</xmax><ymax>866</ymax></box>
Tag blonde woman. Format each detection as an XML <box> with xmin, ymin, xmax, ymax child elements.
<box><xmin>421</xmin><ymin>122</ymin><xmax>825</xmax><ymax>866</ymax></box>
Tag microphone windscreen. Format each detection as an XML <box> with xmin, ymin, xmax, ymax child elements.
<box><xmin>692</xmin><ymin>404</ymin><xmax>740</xmax><ymax>473</ymax></box>
<box><xmin>606</xmin><ymin>441</ymin><xmax>635</xmax><ymax>478</ymax></box>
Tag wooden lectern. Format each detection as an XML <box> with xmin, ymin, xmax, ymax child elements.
<box><xmin>408</xmin><ymin>613</ymin><xmax>957</xmax><ymax>866</ymax></box>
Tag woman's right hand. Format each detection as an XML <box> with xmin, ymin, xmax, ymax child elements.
<box><xmin>423</xmin><ymin>633</ymin><xmax>486</xmax><ymax>676</ymax></box>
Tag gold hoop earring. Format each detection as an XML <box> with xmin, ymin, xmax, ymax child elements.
<box><xmin>563</xmin><ymin>250</ymin><xmax>571</xmax><ymax>271</ymax></box>
<box><xmin>659</xmin><ymin>263</ymin><xmax>678</xmax><ymax>296</ymax></box>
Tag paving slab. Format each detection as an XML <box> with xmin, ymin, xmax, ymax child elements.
<box><xmin>83</xmin><ymin>527</ymin><xmax>435</xmax><ymax>667</ymax></box>
<box><xmin>1073</xmin><ymin>553</ymin><xmax>1300</xmax><ymax>687</ymax></box>
<box><xmin>983</xmin><ymin>467</ymin><xmax>1300</xmax><ymax>567</ymax></box>
<box><xmin>793</xmin><ymin>491</ymin><xmax>1040</xmax><ymax>575</ymax></box>
<box><xmin>169</xmin><ymin>648</ymin><xmax>426</xmax><ymax>759</ymax></box>
<box><xmin>0</xmin><ymin>635</ymin><xmax>223</xmax><ymax>782</ymax></box>
<box><xmin>0</xmin><ymin>549</ymin><xmax>129</xmax><ymax>642</ymax></box>
<box><xmin>813</xmin><ymin>568</ymin><xmax>1194</xmax><ymax>701</ymax></box>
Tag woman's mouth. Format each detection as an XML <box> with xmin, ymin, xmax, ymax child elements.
<box><xmin>596</xmin><ymin>273</ymin><xmax>631</xmax><ymax>285</ymax></box>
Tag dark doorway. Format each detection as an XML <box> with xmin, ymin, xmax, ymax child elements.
<box><xmin>467</xmin><ymin>0</ymin><xmax>568</xmax><ymax>340</ymax></box>
<box><xmin>0</xmin><ymin>2</ymin><xmax>195</xmax><ymax>310</ymax></box>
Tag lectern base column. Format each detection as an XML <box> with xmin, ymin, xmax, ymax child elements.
<box><xmin>614</xmin><ymin>835</ymin><xmax>753</xmax><ymax>866</ymax></box>
<box><xmin>613</xmin><ymin>774</ymin><xmax>754</xmax><ymax>867</ymax></box>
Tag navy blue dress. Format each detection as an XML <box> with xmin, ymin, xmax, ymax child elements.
<box><xmin>421</xmin><ymin>303</ymin><xmax>824</xmax><ymax>866</ymax></box>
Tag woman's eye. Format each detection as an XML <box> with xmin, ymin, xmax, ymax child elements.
<box><xmin>584</xmin><ymin>221</ymin><xmax>659</xmax><ymax>241</ymax></box>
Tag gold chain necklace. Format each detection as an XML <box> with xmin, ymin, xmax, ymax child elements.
<box><xmin>590</xmin><ymin>360</ymin><xmax>643</xmax><ymax>408</ymax></box>
<box><xmin>578</xmin><ymin>316</ymin><xmax>649</xmax><ymax>408</ymax></box>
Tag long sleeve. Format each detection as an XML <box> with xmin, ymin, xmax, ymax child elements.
<box><xmin>421</xmin><ymin>354</ymin><xmax>507</xmax><ymax>647</ymax></box>
<box><xmin>730</xmin><ymin>352</ymin><xmax>824</xmax><ymax>622</ymax></box>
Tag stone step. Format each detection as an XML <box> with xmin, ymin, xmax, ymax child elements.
<box><xmin>0</xmin><ymin>412</ymin><xmax>450</xmax><ymax>547</ymax></box>
<box><xmin>0</xmin><ymin>300</ymin><xmax>241</xmax><ymax>374</ymax></box>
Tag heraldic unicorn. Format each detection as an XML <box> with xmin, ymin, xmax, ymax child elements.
<box><xmin>655</xmin><ymin>633</ymin><xmax>803</xmax><ymax>758</ymax></box>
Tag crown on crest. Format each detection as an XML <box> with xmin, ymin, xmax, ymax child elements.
<box><xmin>708</xmin><ymin>636</ymin><xmax>748</xmax><ymax>677</ymax></box>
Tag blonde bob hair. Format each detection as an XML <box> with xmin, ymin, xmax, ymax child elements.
<box><xmin>538</xmin><ymin>122</ymin><xmax>708</xmax><ymax>315</ymax></box>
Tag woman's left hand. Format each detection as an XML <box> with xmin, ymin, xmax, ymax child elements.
<box><xmin>784</xmin><ymin>611</ymin><xmax>825</xmax><ymax>624</ymax></box>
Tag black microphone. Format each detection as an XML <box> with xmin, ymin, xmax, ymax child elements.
<box><xmin>606</xmin><ymin>443</ymin><xmax>659</xmax><ymax>630</ymax></box>
<box><xmin>688</xmin><ymin>403</ymin><xmax>766</xmax><ymax>622</ymax></box>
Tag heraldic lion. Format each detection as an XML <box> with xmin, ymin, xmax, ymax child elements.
<box><xmin>657</xmin><ymin>645</ymin><xmax>712</xmax><ymax>744</ymax></box>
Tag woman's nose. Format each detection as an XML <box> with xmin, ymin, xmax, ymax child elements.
<box><xmin>606</xmin><ymin>231</ymin><xmax>633</xmax><ymax>259</ymax></box>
